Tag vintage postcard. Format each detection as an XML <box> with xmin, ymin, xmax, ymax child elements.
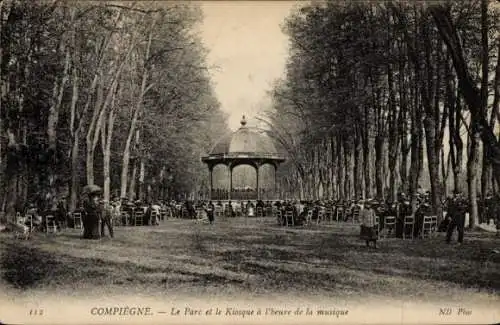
<box><xmin>0</xmin><ymin>0</ymin><xmax>498</xmax><ymax>324</ymax></box>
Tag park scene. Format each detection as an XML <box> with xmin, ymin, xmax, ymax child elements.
<box><xmin>0</xmin><ymin>0</ymin><xmax>499</xmax><ymax>320</ymax></box>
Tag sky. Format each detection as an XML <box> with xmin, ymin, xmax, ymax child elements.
<box><xmin>199</xmin><ymin>1</ymin><xmax>299</xmax><ymax>130</ymax></box>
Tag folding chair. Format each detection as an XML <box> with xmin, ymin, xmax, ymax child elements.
<box><xmin>134</xmin><ymin>210</ymin><xmax>144</xmax><ymax>226</ymax></box>
<box><xmin>430</xmin><ymin>215</ymin><xmax>438</xmax><ymax>235</ymax></box>
<box><xmin>160</xmin><ymin>209</ymin><xmax>167</xmax><ymax>221</ymax></box>
<box><xmin>150</xmin><ymin>210</ymin><xmax>159</xmax><ymax>225</ymax></box>
<box><xmin>352</xmin><ymin>207</ymin><xmax>360</xmax><ymax>224</ymax></box>
<box><xmin>403</xmin><ymin>215</ymin><xmax>415</xmax><ymax>240</ymax></box>
<box><xmin>73</xmin><ymin>212</ymin><xmax>83</xmax><ymax>229</ymax></box>
<box><xmin>382</xmin><ymin>215</ymin><xmax>396</xmax><ymax>238</ymax></box>
<box><xmin>46</xmin><ymin>215</ymin><xmax>58</xmax><ymax>234</ymax></box>
<box><xmin>421</xmin><ymin>216</ymin><xmax>433</xmax><ymax>238</ymax></box>
<box><xmin>374</xmin><ymin>215</ymin><xmax>380</xmax><ymax>239</ymax></box>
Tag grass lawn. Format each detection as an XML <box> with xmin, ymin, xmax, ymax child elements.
<box><xmin>0</xmin><ymin>217</ymin><xmax>499</xmax><ymax>304</ymax></box>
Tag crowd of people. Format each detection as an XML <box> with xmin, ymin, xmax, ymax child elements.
<box><xmin>6</xmin><ymin>186</ymin><xmax>499</xmax><ymax>244</ymax></box>
<box><xmin>211</xmin><ymin>188</ymin><xmax>276</xmax><ymax>201</ymax></box>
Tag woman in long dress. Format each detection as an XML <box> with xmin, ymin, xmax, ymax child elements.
<box><xmin>360</xmin><ymin>201</ymin><xmax>378</xmax><ymax>248</ymax></box>
<box><xmin>82</xmin><ymin>193</ymin><xmax>102</xmax><ymax>239</ymax></box>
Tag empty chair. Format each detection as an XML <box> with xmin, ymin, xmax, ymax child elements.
<box><xmin>134</xmin><ymin>210</ymin><xmax>144</xmax><ymax>226</ymax></box>
<box><xmin>159</xmin><ymin>208</ymin><xmax>167</xmax><ymax>221</ymax></box>
<box><xmin>73</xmin><ymin>212</ymin><xmax>83</xmax><ymax>229</ymax></box>
<box><xmin>374</xmin><ymin>215</ymin><xmax>380</xmax><ymax>239</ymax></box>
<box><xmin>150</xmin><ymin>210</ymin><xmax>159</xmax><ymax>225</ymax></box>
<box><xmin>383</xmin><ymin>215</ymin><xmax>397</xmax><ymax>238</ymax></box>
<box><xmin>421</xmin><ymin>216</ymin><xmax>434</xmax><ymax>238</ymax></box>
<box><xmin>46</xmin><ymin>215</ymin><xmax>57</xmax><ymax>234</ymax></box>
<box><xmin>352</xmin><ymin>206</ymin><xmax>361</xmax><ymax>224</ymax></box>
<box><xmin>430</xmin><ymin>216</ymin><xmax>438</xmax><ymax>234</ymax></box>
<box><xmin>403</xmin><ymin>215</ymin><xmax>415</xmax><ymax>240</ymax></box>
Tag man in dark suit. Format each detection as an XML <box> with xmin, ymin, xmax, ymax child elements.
<box><xmin>206</xmin><ymin>201</ymin><xmax>215</xmax><ymax>224</ymax></box>
<box><xmin>446</xmin><ymin>194</ymin><xmax>466</xmax><ymax>244</ymax></box>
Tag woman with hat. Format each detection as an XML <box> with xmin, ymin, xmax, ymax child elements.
<box><xmin>360</xmin><ymin>200</ymin><xmax>378</xmax><ymax>248</ymax></box>
<box><xmin>81</xmin><ymin>185</ymin><xmax>103</xmax><ymax>239</ymax></box>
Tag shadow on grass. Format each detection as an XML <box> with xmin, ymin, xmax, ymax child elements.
<box><xmin>1</xmin><ymin>242</ymin><xmax>69</xmax><ymax>289</ymax></box>
<box><xmin>216</xmin><ymin>232</ymin><xmax>500</xmax><ymax>293</ymax></box>
<box><xmin>0</xmin><ymin>240</ymin><xmax>246</xmax><ymax>290</ymax></box>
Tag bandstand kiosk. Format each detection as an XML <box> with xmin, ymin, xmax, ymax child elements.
<box><xmin>201</xmin><ymin>116</ymin><xmax>285</xmax><ymax>205</ymax></box>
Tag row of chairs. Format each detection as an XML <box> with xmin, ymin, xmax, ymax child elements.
<box><xmin>275</xmin><ymin>208</ymin><xmax>439</xmax><ymax>240</ymax></box>
<box><xmin>71</xmin><ymin>208</ymin><xmax>173</xmax><ymax>229</ymax></box>
<box><xmin>14</xmin><ymin>212</ymin><xmax>58</xmax><ymax>236</ymax></box>
<box><xmin>213</xmin><ymin>206</ymin><xmax>271</xmax><ymax>218</ymax></box>
<box><xmin>373</xmin><ymin>215</ymin><xmax>439</xmax><ymax>240</ymax></box>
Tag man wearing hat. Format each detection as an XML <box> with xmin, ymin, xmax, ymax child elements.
<box><xmin>446</xmin><ymin>192</ymin><xmax>466</xmax><ymax>244</ymax></box>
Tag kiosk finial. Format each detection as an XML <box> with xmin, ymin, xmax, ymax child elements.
<box><xmin>240</xmin><ymin>115</ymin><xmax>247</xmax><ymax>126</ymax></box>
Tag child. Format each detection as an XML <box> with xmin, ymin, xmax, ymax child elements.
<box><xmin>360</xmin><ymin>201</ymin><xmax>378</xmax><ymax>248</ymax></box>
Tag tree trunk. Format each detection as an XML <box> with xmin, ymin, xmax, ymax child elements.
<box><xmin>423</xmin><ymin>115</ymin><xmax>442</xmax><ymax>217</ymax></box>
<box><xmin>375</xmin><ymin>135</ymin><xmax>385</xmax><ymax>200</ymax></box>
<box><xmin>467</xmin><ymin>124</ymin><xmax>480</xmax><ymax>229</ymax></box>
<box><xmin>409</xmin><ymin>88</ymin><xmax>422</xmax><ymax>213</ymax></box>
<box><xmin>129</xmin><ymin>159</ymin><xmax>137</xmax><ymax>201</ymax></box>
<box><xmin>481</xmin><ymin>146</ymin><xmax>492</xmax><ymax>198</ymax></box>
<box><xmin>103</xmin><ymin>107</ymin><xmax>115</xmax><ymax>204</ymax></box>
<box><xmin>138</xmin><ymin>157</ymin><xmax>145</xmax><ymax>202</ymax></box>
<box><xmin>364</xmin><ymin>106</ymin><xmax>374</xmax><ymax>198</ymax></box>
<box><xmin>354</xmin><ymin>127</ymin><xmax>363</xmax><ymax>200</ymax></box>
<box><xmin>431</xmin><ymin>7</ymin><xmax>500</xmax><ymax>187</ymax></box>
<box><xmin>330</xmin><ymin>135</ymin><xmax>337</xmax><ymax>200</ymax></box>
<box><xmin>337</xmin><ymin>134</ymin><xmax>345</xmax><ymax>201</ymax></box>
<box><xmin>5</xmin><ymin>129</ymin><xmax>18</xmax><ymax>220</ymax></box>
<box><xmin>86</xmin><ymin>74</ymin><xmax>104</xmax><ymax>186</ymax></box>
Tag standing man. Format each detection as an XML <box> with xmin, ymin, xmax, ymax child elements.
<box><xmin>205</xmin><ymin>201</ymin><xmax>215</xmax><ymax>224</ymax></box>
<box><xmin>446</xmin><ymin>193</ymin><xmax>465</xmax><ymax>244</ymax></box>
<box><xmin>100</xmin><ymin>199</ymin><xmax>114</xmax><ymax>238</ymax></box>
